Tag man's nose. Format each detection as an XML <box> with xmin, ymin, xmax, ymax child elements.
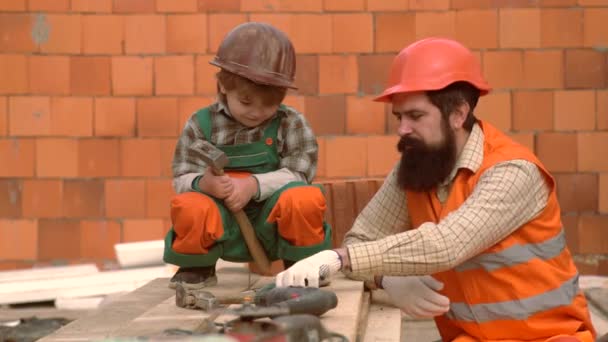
<box><xmin>397</xmin><ymin>119</ymin><xmax>413</xmax><ymax>136</ymax></box>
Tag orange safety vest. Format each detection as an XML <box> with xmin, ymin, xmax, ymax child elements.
<box><xmin>406</xmin><ymin>121</ymin><xmax>596</xmax><ymax>342</ymax></box>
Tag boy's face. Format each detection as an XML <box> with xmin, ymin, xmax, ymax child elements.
<box><xmin>220</xmin><ymin>82</ymin><xmax>280</xmax><ymax>128</ymax></box>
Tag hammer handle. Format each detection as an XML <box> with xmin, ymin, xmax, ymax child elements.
<box><xmin>212</xmin><ymin>168</ymin><xmax>272</xmax><ymax>275</ymax></box>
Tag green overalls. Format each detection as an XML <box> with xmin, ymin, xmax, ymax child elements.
<box><xmin>163</xmin><ymin>106</ymin><xmax>332</xmax><ymax>267</ymax></box>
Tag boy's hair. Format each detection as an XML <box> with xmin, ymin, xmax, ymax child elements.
<box><xmin>217</xmin><ymin>70</ymin><xmax>288</xmax><ymax>107</ymax></box>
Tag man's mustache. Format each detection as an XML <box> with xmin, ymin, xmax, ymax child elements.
<box><xmin>397</xmin><ymin>136</ymin><xmax>425</xmax><ymax>153</ymax></box>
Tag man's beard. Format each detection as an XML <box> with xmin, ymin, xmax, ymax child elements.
<box><xmin>396</xmin><ymin>120</ymin><xmax>457</xmax><ymax>192</ymax></box>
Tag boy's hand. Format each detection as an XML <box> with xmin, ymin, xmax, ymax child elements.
<box><xmin>224</xmin><ymin>176</ymin><xmax>258</xmax><ymax>212</ymax></box>
<box><xmin>198</xmin><ymin>168</ymin><xmax>233</xmax><ymax>199</ymax></box>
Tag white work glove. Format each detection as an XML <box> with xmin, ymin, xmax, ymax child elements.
<box><xmin>382</xmin><ymin>275</ymin><xmax>450</xmax><ymax>318</ymax></box>
<box><xmin>275</xmin><ymin>250</ymin><xmax>342</xmax><ymax>288</ymax></box>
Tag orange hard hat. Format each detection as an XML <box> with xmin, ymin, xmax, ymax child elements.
<box><xmin>210</xmin><ymin>22</ymin><xmax>297</xmax><ymax>89</ymax></box>
<box><xmin>374</xmin><ymin>37</ymin><xmax>491</xmax><ymax>102</ymax></box>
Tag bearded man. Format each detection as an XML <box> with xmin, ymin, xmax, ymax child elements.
<box><xmin>273</xmin><ymin>38</ymin><xmax>596</xmax><ymax>342</ymax></box>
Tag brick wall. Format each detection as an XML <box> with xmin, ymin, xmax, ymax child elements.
<box><xmin>0</xmin><ymin>0</ymin><xmax>607</xmax><ymax>274</ymax></box>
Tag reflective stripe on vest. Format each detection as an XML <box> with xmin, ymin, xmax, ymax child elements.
<box><xmin>455</xmin><ymin>229</ymin><xmax>566</xmax><ymax>272</ymax></box>
<box><xmin>447</xmin><ymin>273</ymin><xmax>579</xmax><ymax>322</ymax></box>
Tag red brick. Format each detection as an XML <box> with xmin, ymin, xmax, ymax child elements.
<box><xmin>78</xmin><ymin>139</ymin><xmax>121</xmax><ymax>177</ymax></box>
<box><xmin>409</xmin><ymin>0</ymin><xmax>448</xmax><ymax>9</ymax></box>
<box><xmin>291</xmin><ymin>55</ymin><xmax>318</xmax><ymax>95</ymax></box>
<box><xmin>36</xmin><ymin>139</ymin><xmax>78</xmax><ymax>177</ymax></box>
<box><xmin>282</xmin><ymin>95</ymin><xmax>305</xmax><ymax>113</ymax></box>
<box><xmin>9</xmin><ymin>96</ymin><xmax>51</xmax><ymax>136</ymax></box>
<box><xmin>482</xmin><ymin>51</ymin><xmax>523</xmax><ymax>89</ymax></box>
<box><xmin>498</xmin><ymin>9</ymin><xmax>540</xmax><ymax>48</ymax></box>
<box><xmin>303</xmin><ymin>96</ymin><xmax>346</xmax><ymax>135</ymax></box>
<box><xmin>0</xmin><ymin>54</ymin><xmax>28</xmax><ymax>94</ymax></box>
<box><xmin>157</xmin><ymin>0</ymin><xmax>197</xmax><ymax>11</ymax></box>
<box><xmin>249</xmin><ymin>14</ymin><xmax>333</xmax><ymax>54</ymax></box>
<box><xmin>508</xmin><ymin>132</ymin><xmax>535</xmax><ymax>152</ymax></box>
<box><xmin>71</xmin><ymin>0</ymin><xmax>112</xmax><ymax>12</ymax></box>
<box><xmin>198</xmin><ymin>0</ymin><xmax>240</xmax><ymax>11</ymax></box>
<box><xmin>536</xmin><ymin>133</ymin><xmax>577</xmax><ymax>172</ymax></box>
<box><xmin>121</xmin><ymin>139</ymin><xmax>162</xmax><ymax>177</ymax></box>
<box><xmin>455</xmin><ymin>10</ymin><xmax>498</xmax><ymax>49</ymax></box>
<box><xmin>167</xmin><ymin>14</ymin><xmax>207</xmax><ymax>54</ymax></box>
<box><xmin>177</xmin><ymin>96</ymin><xmax>214</xmax><ymax>129</ymax></box>
<box><xmin>358</xmin><ymin>54</ymin><xmax>394</xmax><ymax>95</ymax></box>
<box><xmin>0</xmin><ymin>139</ymin><xmax>35</xmax><ymax>177</ymax></box>
<box><xmin>21</xmin><ymin>180</ymin><xmax>63</xmax><ymax>218</ymax></box>
<box><xmin>146</xmin><ymin>179</ymin><xmax>174</xmax><ymax>218</ymax></box>
<box><xmin>316</xmin><ymin>137</ymin><xmax>326</xmax><ymax>178</ymax></box>
<box><xmin>475</xmin><ymin>92</ymin><xmax>511</xmax><ymax>132</ymax></box>
<box><xmin>555</xmin><ymin>174</ymin><xmax>598</xmax><ymax>213</ymax></box>
<box><xmin>123</xmin><ymin>219</ymin><xmax>166</xmax><ymax>242</ymax></box>
<box><xmin>155</xmin><ymin>56</ymin><xmax>195</xmax><ymax>95</ymax></box>
<box><xmin>512</xmin><ymin>91</ymin><xmax>554</xmax><ymax>131</ymax></box>
<box><xmin>279</xmin><ymin>0</ymin><xmax>323</xmax><ymax>11</ymax></box>
<box><xmin>346</xmin><ymin>96</ymin><xmax>385</xmax><ymax>134</ymax></box>
<box><xmin>323</xmin><ymin>0</ymin><xmax>364</xmax><ymax>11</ymax></box>
<box><xmin>239</xmin><ymin>0</ymin><xmax>279</xmax><ymax>11</ymax></box>
<box><xmin>522</xmin><ymin>50</ymin><xmax>563</xmax><ymax>89</ymax></box>
<box><xmin>137</xmin><ymin>97</ymin><xmax>180</xmax><ymax>137</ymax></box>
<box><xmin>415</xmin><ymin>11</ymin><xmax>456</xmax><ymax>40</ymax></box>
<box><xmin>577</xmin><ymin>215</ymin><xmax>608</xmax><ymax>254</ymax></box>
<box><xmin>113</xmin><ymin>0</ymin><xmax>155</xmax><ymax>12</ymax></box>
<box><xmin>562</xmin><ymin>214</ymin><xmax>579</xmax><ymax>253</ymax></box>
<box><xmin>375</xmin><ymin>13</ymin><xmax>416</xmax><ymax>53</ymax></box>
<box><xmin>325</xmin><ymin>136</ymin><xmax>368</xmax><ymax>178</ymax></box>
<box><xmin>0</xmin><ymin>180</ymin><xmax>21</xmax><ymax>218</ymax></box>
<box><xmin>319</xmin><ymin>55</ymin><xmax>358</xmax><ymax>94</ymax></box>
<box><xmin>540</xmin><ymin>0</ymin><xmax>577</xmax><ymax>5</ymax></box>
<box><xmin>541</xmin><ymin>9</ymin><xmax>583</xmax><ymax>47</ymax></box>
<box><xmin>332</xmin><ymin>14</ymin><xmax>373</xmax><ymax>53</ymax></box>
<box><xmin>28</xmin><ymin>56</ymin><xmax>70</xmax><ymax>95</ymax></box>
<box><xmin>28</xmin><ymin>0</ymin><xmax>69</xmax><ymax>11</ymax></box>
<box><xmin>125</xmin><ymin>15</ymin><xmax>166</xmax><ymax>54</ymax></box>
<box><xmin>111</xmin><ymin>57</ymin><xmax>153</xmax><ymax>96</ymax></box>
<box><xmin>105</xmin><ymin>179</ymin><xmax>146</xmax><ymax>218</ymax></box>
<box><xmin>80</xmin><ymin>220</ymin><xmax>121</xmax><ymax>259</ymax></box>
<box><xmin>554</xmin><ymin>90</ymin><xmax>595</xmax><ymax>131</ymax></box>
<box><xmin>365</xmin><ymin>0</ymin><xmax>408</xmax><ymax>11</ymax></box>
<box><xmin>0</xmin><ymin>0</ymin><xmax>26</xmax><ymax>11</ymax></box>
<box><xmin>565</xmin><ymin>49</ymin><xmax>606</xmax><ymax>89</ymax></box>
<box><xmin>38</xmin><ymin>219</ymin><xmax>81</xmax><ymax>260</ymax></box>
<box><xmin>94</xmin><ymin>98</ymin><xmax>136</xmax><ymax>137</ymax></box>
<box><xmin>195</xmin><ymin>55</ymin><xmax>219</xmax><ymax>95</ymax></box>
<box><xmin>367</xmin><ymin>135</ymin><xmax>399</xmax><ymax>176</ymax></box>
<box><xmin>579</xmin><ymin>0</ymin><xmax>608</xmax><ymax>5</ymax></box>
<box><xmin>598</xmin><ymin>90</ymin><xmax>608</xmax><ymax>130</ymax></box>
<box><xmin>39</xmin><ymin>14</ymin><xmax>82</xmax><ymax>54</ymax></box>
<box><xmin>160</xmin><ymin>138</ymin><xmax>177</xmax><ymax>177</ymax></box>
<box><xmin>0</xmin><ymin>220</ymin><xmax>37</xmax><ymax>260</ymax></box>
<box><xmin>578</xmin><ymin>132</ymin><xmax>608</xmax><ymax>171</ymax></box>
<box><xmin>208</xmin><ymin>14</ymin><xmax>248</xmax><ymax>53</ymax></box>
<box><xmin>70</xmin><ymin>57</ymin><xmax>111</xmax><ymax>96</ymax></box>
<box><xmin>584</xmin><ymin>9</ymin><xmax>608</xmax><ymax>47</ymax></box>
<box><xmin>0</xmin><ymin>261</ymin><xmax>33</xmax><ymax>271</ymax></box>
<box><xmin>82</xmin><ymin>15</ymin><xmax>124</xmax><ymax>54</ymax></box>
<box><xmin>0</xmin><ymin>97</ymin><xmax>5</xmax><ymax>136</ymax></box>
<box><xmin>600</xmin><ymin>173</ymin><xmax>608</xmax><ymax>213</ymax></box>
<box><xmin>51</xmin><ymin>97</ymin><xmax>93</xmax><ymax>137</ymax></box>
<box><xmin>0</xmin><ymin>14</ymin><xmax>36</xmax><ymax>52</ymax></box>
<box><xmin>62</xmin><ymin>180</ymin><xmax>105</xmax><ymax>217</ymax></box>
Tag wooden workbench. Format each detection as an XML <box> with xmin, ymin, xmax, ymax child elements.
<box><xmin>38</xmin><ymin>262</ymin><xmax>402</xmax><ymax>342</ymax></box>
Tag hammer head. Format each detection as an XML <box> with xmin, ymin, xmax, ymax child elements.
<box><xmin>195</xmin><ymin>141</ymin><xmax>229</xmax><ymax>174</ymax></box>
<box><xmin>175</xmin><ymin>284</ymin><xmax>220</xmax><ymax>311</ymax></box>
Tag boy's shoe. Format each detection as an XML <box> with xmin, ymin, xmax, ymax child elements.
<box><xmin>168</xmin><ymin>266</ymin><xmax>217</xmax><ymax>290</ymax></box>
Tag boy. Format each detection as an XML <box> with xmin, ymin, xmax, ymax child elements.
<box><xmin>163</xmin><ymin>22</ymin><xmax>332</xmax><ymax>289</ymax></box>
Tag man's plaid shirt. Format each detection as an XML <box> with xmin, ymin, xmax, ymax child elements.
<box><xmin>172</xmin><ymin>101</ymin><xmax>319</xmax><ymax>201</ymax></box>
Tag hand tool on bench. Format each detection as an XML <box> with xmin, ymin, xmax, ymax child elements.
<box><xmin>197</xmin><ymin>141</ymin><xmax>272</xmax><ymax>275</ymax></box>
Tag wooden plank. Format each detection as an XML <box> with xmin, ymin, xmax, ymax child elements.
<box><xmin>0</xmin><ymin>264</ymin><xmax>98</xmax><ymax>283</ymax></box>
<box><xmin>363</xmin><ymin>290</ymin><xmax>402</xmax><ymax>342</ymax></box>
<box><xmin>114</xmin><ymin>240</ymin><xmax>164</xmax><ymax>268</ymax></box>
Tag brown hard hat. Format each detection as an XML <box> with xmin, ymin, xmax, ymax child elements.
<box><xmin>210</xmin><ymin>22</ymin><xmax>297</xmax><ymax>89</ymax></box>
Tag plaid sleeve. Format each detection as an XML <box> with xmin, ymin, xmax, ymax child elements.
<box><xmin>346</xmin><ymin>160</ymin><xmax>550</xmax><ymax>277</ymax></box>
<box><xmin>277</xmin><ymin>107</ymin><xmax>319</xmax><ymax>183</ymax></box>
<box><xmin>172</xmin><ymin>114</ymin><xmax>209</xmax><ymax>194</ymax></box>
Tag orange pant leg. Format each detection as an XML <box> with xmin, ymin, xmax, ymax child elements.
<box><xmin>171</xmin><ymin>192</ymin><xmax>224</xmax><ymax>254</ymax></box>
<box><xmin>267</xmin><ymin>186</ymin><xmax>326</xmax><ymax>246</ymax></box>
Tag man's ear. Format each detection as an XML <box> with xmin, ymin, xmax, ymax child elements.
<box><xmin>450</xmin><ymin>102</ymin><xmax>470</xmax><ymax>129</ymax></box>
<box><xmin>218</xmin><ymin>80</ymin><xmax>226</xmax><ymax>94</ymax></box>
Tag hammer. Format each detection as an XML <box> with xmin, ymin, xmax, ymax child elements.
<box><xmin>175</xmin><ymin>282</ymin><xmax>255</xmax><ymax>311</ymax></box>
<box><xmin>196</xmin><ymin>141</ymin><xmax>272</xmax><ymax>275</ymax></box>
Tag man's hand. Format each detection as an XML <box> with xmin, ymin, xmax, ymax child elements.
<box><xmin>224</xmin><ymin>176</ymin><xmax>257</xmax><ymax>212</ymax></box>
<box><xmin>199</xmin><ymin>168</ymin><xmax>233</xmax><ymax>199</ymax></box>
<box><xmin>382</xmin><ymin>275</ymin><xmax>450</xmax><ymax>318</ymax></box>
<box><xmin>275</xmin><ymin>250</ymin><xmax>342</xmax><ymax>288</ymax></box>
